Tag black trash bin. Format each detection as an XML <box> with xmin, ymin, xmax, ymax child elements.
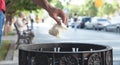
<box><xmin>19</xmin><ymin>43</ymin><xmax>113</xmax><ymax>65</ymax></box>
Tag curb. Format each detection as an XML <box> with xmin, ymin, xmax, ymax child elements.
<box><xmin>5</xmin><ymin>41</ymin><xmax>15</xmax><ymax>60</ymax></box>
<box><xmin>0</xmin><ymin>61</ymin><xmax>18</xmax><ymax>65</ymax></box>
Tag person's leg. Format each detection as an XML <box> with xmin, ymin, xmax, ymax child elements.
<box><xmin>0</xmin><ymin>11</ymin><xmax>5</xmax><ymax>47</ymax></box>
<box><xmin>31</xmin><ymin>22</ymin><xmax>33</xmax><ymax>30</ymax></box>
<box><xmin>74</xmin><ymin>22</ymin><xmax>77</xmax><ymax>31</ymax></box>
<box><xmin>31</xmin><ymin>19</ymin><xmax>34</xmax><ymax>30</ymax></box>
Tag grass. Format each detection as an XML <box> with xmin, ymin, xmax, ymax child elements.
<box><xmin>0</xmin><ymin>40</ymin><xmax>11</xmax><ymax>61</ymax></box>
<box><xmin>6</xmin><ymin>32</ymin><xmax>15</xmax><ymax>36</ymax></box>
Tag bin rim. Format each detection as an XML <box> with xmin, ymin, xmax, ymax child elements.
<box><xmin>19</xmin><ymin>42</ymin><xmax>112</xmax><ymax>53</ymax></box>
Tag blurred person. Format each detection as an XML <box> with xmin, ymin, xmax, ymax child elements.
<box><xmin>0</xmin><ymin>0</ymin><xmax>6</xmax><ymax>47</ymax></box>
<box><xmin>15</xmin><ymin>12</ymin><xmax>28</xmax><ymax>35</ymax></box>
<box><xmin>29</xmin><ymin>11</ymin><xmax>35</xmax><ymax>30</ymax></box>
<box><xmin>35</xmin><ymin>15</ymin><xmax>40</xmax><ymax>24</ymax></box>
<box><xmin>35</xmin><ymin>15</ymin><xmax>40</xmax><ymax>28</ymax></box>
<box><xmin>42</xmin><ymin>18</ymin><xmax>44</xmax><ymax>23</ymax></box>
<box><xmin>73</xmin><ymin>13</ymin><xmax>78</xmax><ymax>31</ymax></box>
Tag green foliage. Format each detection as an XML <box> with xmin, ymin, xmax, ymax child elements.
<box><xmin>0</xmin><ymin>40</ymin><xmax>11</xmax><ymax>61</ymax></box>
<box><xmin>98</xmin><ymin>0</ymin><xmax>119</xmax><ymax>16</ymax></box>
<box><xmin>55</xmin><ymin>1</ymin><xmax>63</xmax><ymax>9</ymax></box>
<box><xmin>6</xmin><ymin>32</ymin><xmax>15</xmax><ymax>36</ymax></box>
<box><xmin>6</xmin><ymin>0</ymin><xmax>40</xmax><ymax>13</ymax></box>
<box><xmin>84</xmin><ymin>0</ymin><xmax>98</xmax><ymax>17</ymax></box>
<box><xmin>68</xmin><ymin>5</ymin><xmax>84</xmax><ymax>17</ymax></box>
<box><xmin>112</xmin><ymin>0</ymin><xmax>120</xmax><ymax>10</ymax></box>
<box><xmin>6</xmin><ymin>0</ymin><xmax>53</xmax><ymax>15</ymax></box>
<box><xmin>102</xmin><ymin>3</ymin><xmax>115</xmax><ymax>15</ymax></box>
<box><xmin>68</xmin><ymin>0</ymin><xmax>98</xmax><ymax>17</ymax></box>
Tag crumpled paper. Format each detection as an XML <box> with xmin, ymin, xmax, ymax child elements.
<box><xmin>49</xmin><ymin>23</ymin><xmax>67</xmax><ymax>38</ymax></box>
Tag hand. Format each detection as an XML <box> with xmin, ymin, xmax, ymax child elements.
<box><xmin>48</xmin><ymin>8</ymin><xmax>68</xmax><ymax>25</ymax></box>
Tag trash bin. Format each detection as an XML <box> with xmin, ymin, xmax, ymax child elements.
<box><xmin>19</xmin><ymin>43</ymin><xmax>113</xmax><ymax>65</ymax></box>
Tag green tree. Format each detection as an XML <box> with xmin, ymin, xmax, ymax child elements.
<box><xmin>84</xmin><ymin>0</ymin><xmax>98</xmax><ymax>17</ymax></box>
<box><xmin>55</xmin><ymin>1</ymin><xmax>63</xmax><ymax>9</ymax></box>
<box><xmin>112</xmin><ymin>0</ymin><xmax>120</xmax><ymax>11</ymax></box>
<box><xmin>68</xmin><ymin>5</ymin><xmax>81</xmax><ymax>17</ymax></box>
<box><xmin>98</xmin><ymin>1</ymin><xmax>119</xmax><ymax>16</ymax></box>
<box><xmin>68</xmin><ymin>0</ymin><xmax>98</xmax><ymax>17</ymax></box>
<box><xmin>102</xmin><ymin>3</ymin><xmax>115</xmax><ymax>15</ymax></box>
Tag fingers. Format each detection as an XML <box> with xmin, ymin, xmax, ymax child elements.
<box><xmin>49</xmin><ymin>8</ymin><xmax>68</xmax><ymax>25</ymax></box>
<box><xmin>59</xmin><ymin>10</ymin><xmax>68</xmax><ymax>25</ymax></box>
<box><xmin>56</xmin><ymin>10</ymin><xmax>68</xmax><ymax>25</ymax></box>
<box><xmin>54</xmin><ymin>13</ymin><xmax>68</xmax><ymax>25</ymax></box>
<box><xmin>53</xmin><ymin>16</ymin><xmax>61</xmax><ymax>25</ymax></box>
<box><xmin>61</xmin><ymin>14</ymin><xmax>68</xmax><ymax>25</ymax></box>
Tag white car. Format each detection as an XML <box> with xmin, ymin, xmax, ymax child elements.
<box><xmin>85</xmin><ymin>18</ymin><xmax>110</xmax><ymax>30</ymax></box>
<box><xmin>93</xmin><ymin>18</ymin><xmax>110</xmax><ymax>30</ymax></box>
<box><xmin>104</xmin><ymin>16</ymin><xmax>120</xmax><ymax>32</ymax></box>
<box><xmin>85</xmin><ymin>21</ymin><xmax>94</xmax><ymax>29</ymax></box>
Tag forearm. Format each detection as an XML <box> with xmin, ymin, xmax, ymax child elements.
<box><xmin>32</xmin><ymin>0</ymin><xmax>54</xmax><ymax>12</ymax></box>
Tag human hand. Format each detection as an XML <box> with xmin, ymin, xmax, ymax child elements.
<box><xmin>48</xmin><ymin>8</ymin><xmax>68</xmax><ymax>25</ymax></box>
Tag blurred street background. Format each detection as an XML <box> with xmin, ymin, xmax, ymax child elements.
<box><xmin>0</xmin><ymin>0</ymin><xmax>120</xmax><ymax>65</ymax></box>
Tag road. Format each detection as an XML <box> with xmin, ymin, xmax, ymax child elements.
<box><xmin>32</xmin><ymin>23</ymin><xmax>120</xmax><ymax>65</ymax></box>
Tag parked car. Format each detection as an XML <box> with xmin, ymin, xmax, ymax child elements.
<box><xmin>94</xmin><ymin>18</ymin><xmax>110</xmax><ymax>30</ymax></box>
<box><xmin>80</xmin><ymin>16</ymin><xmax>91</xmax><ymax>28</ymax></box>
<box><xmin>105</xmin><ymin>23</ymin><xmax>120</xmax><ymax>32</ymax></box>
<box><xmin>104</xmin><ymin>16</ymin><xmax>120</xmax><ymax>33</ymax></box>
<box><xmin>85</xmin><ymin>18</ymin><xmax>110</xmax><ymax>30</ymax></box>
<box><xmin>85</xmin><ymin>21</ymin><xmax>94</xmax><ymax>29</ymax></box>
<box><xmin>85</xmin><ymin>17</ymin><xmax>97</xmax><ymax>29</ymax></box>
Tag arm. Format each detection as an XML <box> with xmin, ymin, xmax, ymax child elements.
<box><xmin>32</xmin><ymin>0</ymin><xmax>68</xmax><ymax>25</ymax></box>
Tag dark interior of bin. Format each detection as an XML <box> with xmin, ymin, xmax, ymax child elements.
<box><xmin>20</xmin><ymin>43</ymin><xmax>107</xmax><ymax>52</ymax></box>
